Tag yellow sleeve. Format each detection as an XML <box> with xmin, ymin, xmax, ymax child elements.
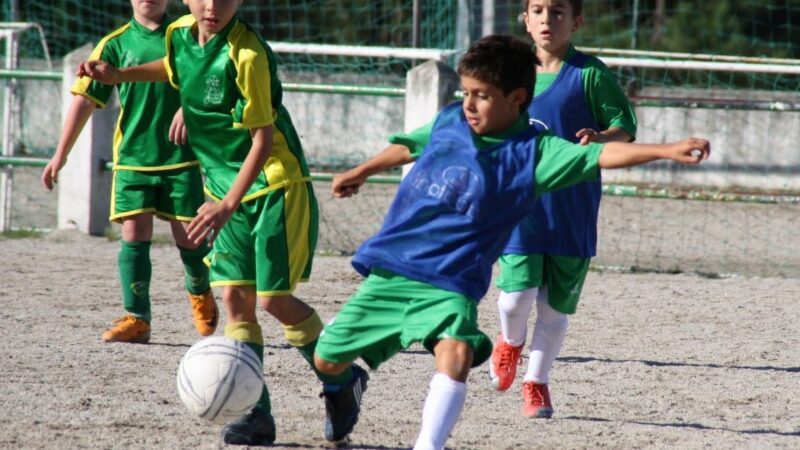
<box><xmin>228</xmin><ymin>24</ymin><xmax>274</xmax><ymax>129</ymax></box>
<box><xmin>70</xmin><ymin>23</ymin><xmax>129</xmax><ymax>108</ymax></box>
<box><xmin>163</xmin><ymin>15</ymin><xmax>195</xmax><ymax>90</ymax></box>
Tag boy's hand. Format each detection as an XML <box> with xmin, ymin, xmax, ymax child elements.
<box><xmin>187</xmin><ymin>201</ymin><xmax>235</xmax><ymax>246</ymax></box>
<box><xmin>77</xmin><ymin>60</ymin><xmax>120</xmax><ymax>85</ymax></box>
<box><xmin>41</xmin><ymin>156</ymin><xmax>66</xmax><ymax>191</ymax></box>
<box><xmin>169</xmin><ymin>108</ymin><xmax>187</xmax><ymax>145</ymax></box>
<box><xmin>666</xmin><ymin>138</ymin><xmax>711</xmax><ymax>164</ymax></box>
<box><xmin>331</xmin><ymin>170</ymin><xmax>367</xmax><ymax>198</ymax></box>
<box><xmin>576</xmin><ymin>128</ymin><xmax>600</xmax><ymax>145</ymax></box>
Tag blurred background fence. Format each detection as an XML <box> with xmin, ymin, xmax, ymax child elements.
<box><xmin>1</xmin><ymin>0</ymin><xmax>799</xmax><ymax>278</ymax></box>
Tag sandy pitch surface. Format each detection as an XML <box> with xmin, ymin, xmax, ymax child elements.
<box><xmin>1</xmin><ymin>231</ymin><xmax>799</xmax><ymax>449</ymax></box>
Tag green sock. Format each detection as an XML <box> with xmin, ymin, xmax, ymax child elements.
<box><xmin>118</xmin><ymin>240</ymin><xmax>152</xmax><ymax>323</ymax></box>
<box><xmin>297</xmin><ymin>339</ymin><xmax>353</xmax><ymax>386</ymax></box>
<box><xmin>226</xmin><ymin>322</ymin><xmax>272</xmax><ymax>414</ymax></box>
<box><xmin>178</xmin><ymin>244</ymin><xmax>210</xmax><ymax>295</ymax></box>
<box><xmin>245</xmin><ymin>341</ymin><xmax>272</xmax><ymax>413</ymax></box>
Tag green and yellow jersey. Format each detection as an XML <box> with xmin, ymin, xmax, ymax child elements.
<box><xmin>72</xmin><ymin>17</ymin><xmax>199</xmax><ymax>171</ymax></box>
<box><xmin>164</xmin><ymin>15</ymin><xmax>310</xmax><ymax>203</ymax></box>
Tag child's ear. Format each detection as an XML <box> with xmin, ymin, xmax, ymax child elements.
<box><xmin>508</xmin><ymin>87</ymin><xmax>528</xmax><ymax>109</ymax></box>
<box><xmin>572</xmin><ymin>15</ymin><xmax>584</xmax><ymax>32</ymax></box>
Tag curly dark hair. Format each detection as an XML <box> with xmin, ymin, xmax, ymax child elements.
<box><xmin>457</xmin><ymin>35</ymin><xmax>539</xmax><ymax>112</ymax></box>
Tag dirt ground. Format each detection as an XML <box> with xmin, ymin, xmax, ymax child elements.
<box><xmin>1</xmin><ymin>230</ymin><xmax>799</xmax><ymax>449</ymax></box>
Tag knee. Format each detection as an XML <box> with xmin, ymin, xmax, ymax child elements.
<box><xmin>258</xmin><ymin>295</ymin><xmax>289</xmax><ymax>313</ymax></box>
<box><xmin>536</xmin><ymin>298</ymin><xmax>569</xmax><ymax>327</ymax></box>
<box><xmin>314</xmin><ymin>354</ymin><xmax>349</xmax><ymax>375</ymax></box>
<box><xmin>498</xmin><ymin>287</ymin><xmax>538</xmax><ymax>314</ymax></box>
<box><xmin>434</xmin><ymin>339</ymin><xmax>473</xmax><ymax>381</ymax></box>
<box><xmin>448</xmin><ymin>340</ymin><xmax>474</xmax><ymax>364</ymax></box>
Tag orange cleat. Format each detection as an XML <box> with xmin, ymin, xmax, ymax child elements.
<box><xmin>488</xmin><ymin>333</ymin><xmax>524</xmax><ymax>391</ymax></box>
<box><xmin>101</xmin><ymin>315</ymin><xmax>151</xmax><ymax>343</ymax></box>
<box><xmin>188</xmin><ymin>290</ymin><xmax>218</xmax><ymax>336</ymax></box>
<box><xmin>522</xmin><ymin>381</ymin><xmax>553</xmax><ymax>418</ymax></box>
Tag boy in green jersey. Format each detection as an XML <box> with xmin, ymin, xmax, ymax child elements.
<box><xmin>42</xmin><ymin>0</ymin><xmax>217</xmax><ymax>344</ymax></box>
<box><xmin>322</xmin><ymin>35</ymin><xmax>709</xmax><ymax>449</ymax></box>
<box><xmin>488</xmin><ymin>0</ymin><xmax>640</xmax><ymax>419</ymax></box>
<box><xmin>78</xmin><ymin>0</ymin><xmax>363</xmax><ymax>446</ymax></box>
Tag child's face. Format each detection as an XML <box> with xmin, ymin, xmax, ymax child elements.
<box><xmin>131</xmin><ymin>0</ymin><xmax>169</xmax><ymax>22</ymax></box>
<box><xmin>460</xmin><ymin>75</ymin><xmax>526</xmax><ymax>135</ymax></box>
<box><xmin>523</xmin><ymin>0</ymin><xmax>582</xmax><ymax>54</ymax></box>
<box><xmin>183</xmin><ymin>0</ymin><xmax>241</xmax><ymax>35</ymax></box>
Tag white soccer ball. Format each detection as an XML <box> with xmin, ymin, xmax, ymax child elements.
<box><xmin>177</xmin><ymin>336</ymin><xmax>264</xmax><ymax>423</ymax></box>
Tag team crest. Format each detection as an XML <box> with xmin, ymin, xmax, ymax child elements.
<box><xmin>120</xmin><ymin>50</ymin><xmax>140</xmax><ymax>68</ymax></box>
<box><xmin>204</xmin><ymin>76</ymin><xmax>223</xmax><ymax>105</ymax></box>
<box><xmin>186</xmin><ymin>275</ymin><xmax>204</xmax><ymax>288</ymax></box>
<box><xmin>130</xmin><ymin>281</ymin><xmax>149</xmax><ymax>299</ymax></box>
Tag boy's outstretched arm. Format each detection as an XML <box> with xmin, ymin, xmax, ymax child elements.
<box><xmin>598</xmin><ymin>138</ymin><xmax>710</xmax><ymax>169</ymax></box>
<box><xmin>186</xmin><ymin>125</ymin><xmax>273</xmax><ymax>246</ymax></box>
<box><xmin>576</xmin><ymin>126</ymin><xmax>632</xmax><ymax>145</ymax></box>
<box><xmin>77</xmin><ymin>59</ymin><xmax>168</xmax><ymax>85</ymax></box>
<box><xmin>331</xmin><ymin>143</ymin><xmax>413</xmax><ymax>198</ymax></box>
<box><xmin>41</xmin><ymin>95</ymin><xmax>97</xmax><ymax>190</ymax></box>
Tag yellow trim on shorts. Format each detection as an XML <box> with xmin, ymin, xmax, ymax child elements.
<box><xmin>256</xmin><ymin>288</ymin><xmax>294</xmax><ymax>297</ymax></box>
<box><xmin>113</xmin><ymin>161</ymin><xmax>200</xmax><ymax>171</ymax></box>
<box><xmin>264</xmin><ymin>131</ymin><xmax>311</xmax><ymax>293</ymax></box>
<box><xmin>112</xmin><ymin>107</ymin><xmax>123</xmax><ymax>164</ymax></box>
<box><xmin>154</xmin><ymin>211</ymin><xmax>194</xmax><ymax>222</ymax></box>
<box><xmin>110</xmin><ymin>169</ymin><xmax>118</xmax><ymax>218</ymax></box>
<box><xmin>210</xmin><ymin>280</ymin><xmax>256</xmax><ymax>287</ymax></box>
<box><xmin>203</xmin><ymin>177</ymin><xmax>311</xmax><ymax>204</ymax></box>
<box><xmin>110</xmin><ymin>208</ymin><xmax>155</xmax><ymax>222</ymax></box>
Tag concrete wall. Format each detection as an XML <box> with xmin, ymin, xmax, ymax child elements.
<box><xmin>7</xmin><ymin>58</ymin><xmax>799</xmax><ymax>193</ymax></box>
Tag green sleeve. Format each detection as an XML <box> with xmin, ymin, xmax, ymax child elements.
<box><xmin>387</xmin><ymin>119</ymin><xmax>434</xmax><ymax>160</ymax></box>
<box><xmin>582</xmin><ymin>58</ymin><xmax>637</xmax><ymax>140</ymax></box>
<box><xmin>534</xmin><ymin>132</ymin><xmax>603</xmax><ymax>195</ymax></box>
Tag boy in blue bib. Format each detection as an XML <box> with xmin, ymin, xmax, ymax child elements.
<box><xmin>318</xmin><ymin>35</ymin><xmax>709</xmax><ymax>450</ymax></box>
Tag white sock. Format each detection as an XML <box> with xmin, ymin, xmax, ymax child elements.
<box><xmin>413</xmin><ymin>373</ymin><xmax>467</xmax><ymax>450</ymax></box>
<box><xmin>497</xmin><ymin>287</ymin><xmax>537</xmax><ymax>346</ymax></box>
<box><xmin>524</xmin><ymin>288</ymin><xmax>568</xmax><ymax>384</ymax></box>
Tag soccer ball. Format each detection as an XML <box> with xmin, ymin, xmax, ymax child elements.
<box><xmin>176</xmin><ymin>336</ymin><xmax>264</xmax><ymax>423</ymax></box>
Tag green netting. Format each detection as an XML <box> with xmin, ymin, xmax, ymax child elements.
<box><xmin>2</xmin><ymin>1</ymin><xmax>800</xmax><ymax>277</ymax></box>
<box><xmin>3</xmin><ymin>1</ymin><xmax>457</xmax><ymax>64</ymax></box>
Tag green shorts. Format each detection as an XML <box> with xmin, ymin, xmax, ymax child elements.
<box><xmin>316</xmin><ymin>268</ymin><xmax>492</xmax><ymax>370</ymax></box>
<box><xmin>206</xmin><ymin>181</ymin><xmax>318</xmax><ymax>297</ymax></box>
<box><xmin>496</xmin><ymin>253</ymin><xmax>591</xmax><ymax>315</ymax></box>
<box><xmin>110</xmin><ymin>166</ymin><xmax>204</xmax><ymax>222</ymax></box>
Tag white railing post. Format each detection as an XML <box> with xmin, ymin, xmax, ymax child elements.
<box><xmin>57</xmin><ymin>44</ymin><xmax>116</xmax><ymax>235</ymax></box>
<box><xmin>402</xmin><ymin>60</ymin><xmax>459</xmax><ymax>176</ymax></box>
<box><xmin>0</xmin><ymin>29</ymin><xmax>19</xmax><ymax>231</ymax></box>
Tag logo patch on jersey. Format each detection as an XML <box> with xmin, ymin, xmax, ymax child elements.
<box><xmin>203</xmin><ymin>76</ymin><xmax>223</xmax><ymax>105</ymax></box>
<box><xmin>120</xmin><ymin>50</ymin><xmax>141</xmax><ymax>68</ymax></box>
<box><xmin>410</xmin><ymin>164</ymin><xmax>482</xmax><ymax>218</ymax></box>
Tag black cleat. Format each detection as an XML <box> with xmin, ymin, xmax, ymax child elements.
<box><xmin>219</xmin><ymin>406</ymin><xmax>276</xmax><ymax>446</ymax></box>
<box><xmin>320</xmin><ymin>364</ymin><xmax>369</xmax><ymax>443</ymax></box>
